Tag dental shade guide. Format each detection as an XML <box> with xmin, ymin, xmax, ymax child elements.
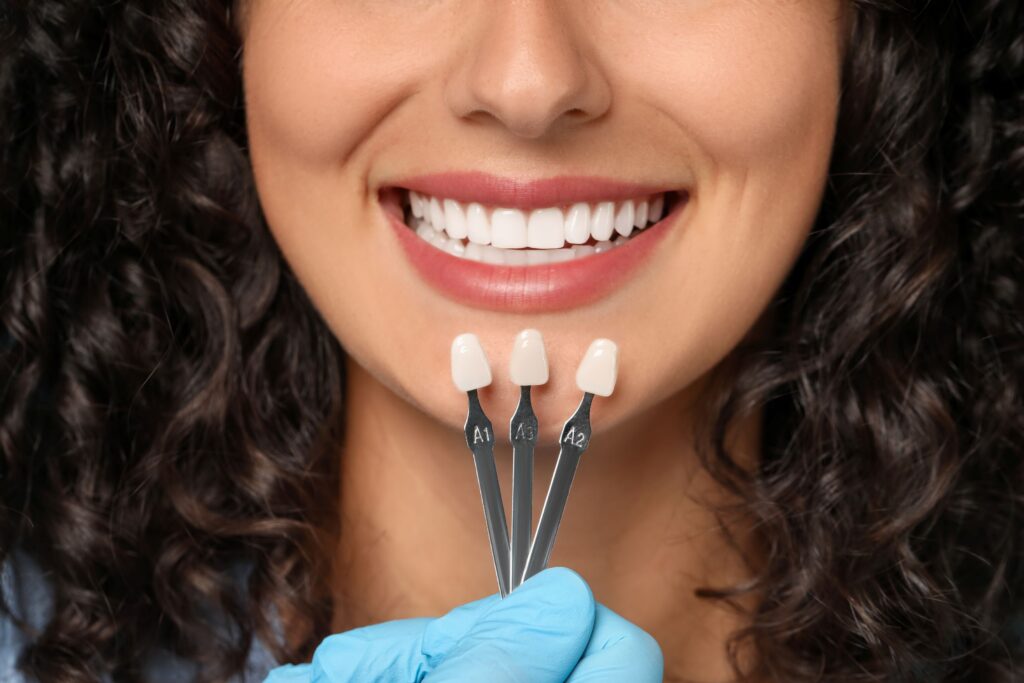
<box><xmin>520</xmin><ymin>339</ymin><xmax>618</xmax><ymax>585</ymax></box>
<box><xmin>508</xmin><ymin>330</ymin><xmax>549</xmax><ymax>591</ymax></box>
<box><xmin>451</xmin><ymin>333</ymin><xmax>512</xmax><ymax>598</ymax></box>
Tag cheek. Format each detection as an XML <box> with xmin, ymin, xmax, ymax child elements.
<box><xmin>602</xmin><ymin>8</ymin><xmax>842</xmax><ymax>399</ymax></box>
<box><xmin>241</xmin><ymin>5</ymin><xmax>429</xmax><ymax>169</ymax></box>
<box><xmin>638</xmin><ymin>9</ymin><xmax>842</xmax><ymax>176</ymax></box>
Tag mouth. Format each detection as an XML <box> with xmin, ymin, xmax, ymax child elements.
<box><xmin>378</xmin><ymin>172</ymin><xmax>690</xmax><ymax>312</ymax></box>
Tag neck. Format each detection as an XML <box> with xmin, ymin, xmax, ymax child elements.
<box><xmin>330</xmin><ymin>354</ymin><xmax>763</xmax><ymax>681</ymax></box>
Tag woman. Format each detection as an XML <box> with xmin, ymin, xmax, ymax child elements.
<box><xmin>1</xmin><ymin>1</ymin><xmax>1021</xmax><ymax>681</ymax></box>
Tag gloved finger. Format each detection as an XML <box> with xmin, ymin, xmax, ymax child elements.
<box><xmin>308</xmin><ymin>592</ymin><xmax>501</xmax><ymax>683</ymax></box>
<box><xmin>263</xmin><ymin>662</ymin><xmax>312</xmax><ymax>683</ymax></box>
<box><xmin>566</xmin><ymin>603</ymin><xmax>663</xmax><ymax>683</ymax></box>
<box><xmin>309</xmin><ymin>618</ymin><xmax>432</xmax><ymax>683</ymax></box>
<box><xmin>424</xmin><ymin>567</ymin><xmax>597</xmax><ymax>683</ymax></box>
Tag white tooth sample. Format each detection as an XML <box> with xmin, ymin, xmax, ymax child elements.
<box><xmin>594</xmin><ymin>240</ymin><xmax>614</xmax><ymax>253</ymax></box>
<box><xmin>564</xmin><ymin>203</ymin><xmax>591</xmax><ymax>244</ymax></box>
<box><xmin>464</xmin><ymin>242</ymin><xmax>485</xmax><ymax>262</ymax></box>
<box><xmin>444</xmin><ymin>199</ymin><xmax>468</xmax><ymax>239</ymax></box>
<box><xmin>429</xmin><ymin>197</ymin><xmax>445</xmax><ymax>231</ymax></box>
<box><xmin>575</xmin><ymin>338</ymin><xmax>618</xmax><ymax>397</ymax></box>
<box><xmin>649</xmin><ymin>194</ymin><xmax>665</xmax><ymax>222</ymax></box>
<box><xmin>451</xmin><ymin>333</ymin><xmax>492</xmax><ymax>392</ymax></box>
<box><xmin>591</xmin><ymin>201</ymin><xmax>615</xmax><ymax>241</ymax></box>
<box><xmin>634</xmin><ymin>200</ymin><xmax>648</xmax><ymax>228</ymax></box>
<box><xmin>491</xmin><ymin>208</ymin><xmax>528</xmax><ymax>248</ymax></box>
<box><xmin>572</xmin><ymin>244</ymin><xmax>596</xmax><ymax>258</ymax></box>
<box><xmin>611</xmin><ymin>234</ymin><xmax>629</xmax><ymax>247</ymax></box>
<box><xmin>411</xmin><ymin>191</ymin><xmax>425</xmax><ymax>219</ymax></box>
<box><xmin>614</xmin><ymin>200</ymin><xmax>635</xmax><ymax>237</ymax></box>
<box><xmin>466</xmin><ymin>202</ymin><xmax>491</xmax><ymax>245</ymax></box>
<box><xmin>509</xmin><ymin>329</ymin><xmax>549</xmax><ymax>386</ymax></box>
<box><xmin>527</xmin><ymin>208</ymin><xmax>565</xmax><ymax>249</ymax></box>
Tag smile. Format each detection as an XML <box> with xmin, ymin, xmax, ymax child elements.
<box><xmin>379</xmin><ymin>172</ymin><xmax>689</xmax><ymax>312</ymax></box>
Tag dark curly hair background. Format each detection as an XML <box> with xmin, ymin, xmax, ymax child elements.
<box><xmin>0</xmin><ymin>1</ymin><xmax>1021</xmax><ymax>682</ymax></box>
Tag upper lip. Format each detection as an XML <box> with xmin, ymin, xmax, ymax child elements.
<box><xmin>383</xmin><ymin>171</ymin><xmax>682</xmax><ymax>210</ymax></box>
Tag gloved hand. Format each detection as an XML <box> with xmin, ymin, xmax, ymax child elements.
<box><xmin>263</xmin><ymin>566</ymin><xmax>663</xmax><ymax>683</ymax></box>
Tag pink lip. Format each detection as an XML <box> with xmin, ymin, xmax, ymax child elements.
<box><xmin>385</xmin><ymin>171</ymin><xmax>676</xmax><ymax>210</ymax></box>
<box><xmin>380</xmin><ymin>179</ymin><xmax>689</xmax><ymax>313</ymax></box>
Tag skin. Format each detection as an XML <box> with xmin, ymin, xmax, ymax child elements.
<box><xmin>239</xmin><ymin>1</ymin><xmax>847</xmax><ymax>679</ymax></box>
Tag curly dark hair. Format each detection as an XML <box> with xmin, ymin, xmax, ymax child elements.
<box><xmin>0</xmin><ymin>0</ymin><xmax>1020</xmax><ymax>682</ymax></box>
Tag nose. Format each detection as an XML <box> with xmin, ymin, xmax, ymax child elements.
<box><xmin>445</xmin><ymin>1</ymin><xmax>611</xmax><ymax>140</ymax></box>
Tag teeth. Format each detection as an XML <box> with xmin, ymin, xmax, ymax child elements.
<box><xmin>443</xmin><ymin>237</ymin><xmax>466</xmax><ymax>257</ymax></box>
<box><xmin>634</xmin><ymin>200</ymin><xmax>648</xmax><ymax>229</ymax></box>
<box><xmin>614</xmin><ymin>200</ymin><xmax>635</xmax><ymax>237</ymax></box>
<box><xmin>429</xmin><ymin>197</ymin><xmax>445</xmax><ymax>232</ymax></box>
<box><xmin>527</xmin><ymin>208</ymin><xmax>565</xmax><ymax>249</ymax></box>
<box><xmin>466</xmin><ymin>202</ymin><xmax>490</xmax><ymax>244</ymax></box>
<box><xmin>404</xmin><ymin>190</ymin><xmax>674</xmax><ymax>265</ymax></box>
<box><xmin>491</xmin><ymin>208</ymin><xmax>528</xmax><ymax>248</ymax></box>
<box><xmin>414</xmin><ymin>217</ymin><xmax>629</xmax><ymax>264</ymax></box>
<box><xmin>565</xmin><ymin>203</ymin><xmax>590</xmax><ymax>244</ymax></box>
<box><xmin>649</xmin><ymin>194</ymin><xmax>664</xmax><ymax>222</ymax></box>
<box><xmin>444</xmin><ymin>199</ymin><xmax>468</xmax><ymax>239</ymax></box>
<box><xmin>591</xmin><ymin>201</ymin><xmax>615</xmax><ymax>241</ymax></box>
<box><xmin>411</xmin><ymin>192</ymin><xmax>426</xmax><ymax>219</ymax></box>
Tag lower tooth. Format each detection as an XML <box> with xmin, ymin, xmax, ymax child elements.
<box><xmin>444</xmin><ymin>238</ymin><xmax>466</xmax><ymax>256</ymax></box>
<box><xmin>480</xmin><ymin>246</ymin><xmax>505</xmax><ymax>265</ymax></box>
<box><xmin>506</xmin><ymin>249</ymin><xmax>529</xmax><ymax>266</ymax></box>
<box><xmin>526</xmin><ymin>250</ymin><xmax>549</xmax><ymax>266</ymax></box>
<box><xmin>410</xmin><ymin>217</ymin><xmax>637</xmax><ymax>264</ymax></box>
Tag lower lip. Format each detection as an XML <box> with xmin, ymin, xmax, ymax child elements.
<box><xmin>382</xmin><ymin>193</ymin><xmax>687</xmax><ymax>312</ymax></box>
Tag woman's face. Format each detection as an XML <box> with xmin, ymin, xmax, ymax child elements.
<box><xmin>240</xmin><ymin>1</ymin><xmax>845</xmax><ymax>440</ymax></box>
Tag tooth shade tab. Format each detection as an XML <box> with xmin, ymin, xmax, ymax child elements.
<box><xmin>451</xmin><ymin>333</ymin><xmax>492</xmax><ymax>391</ymax></box>
<box><xmin>509</xmin><ymin>329</ymin><xmax>549</xmax><ymax>386</ymax></box>
<box><xmin>575</xmin><ymin>338</ymin><xmax>617</xmax><ymax>397</ymax></box>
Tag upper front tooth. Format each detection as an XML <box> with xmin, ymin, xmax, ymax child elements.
<box><xmin>527</xmin><ymin>208</ymin><xmax>565</xmax><ymax>249</ymax></box>
<box><xmin>444</xmin><ymin>199</ymin><xmax>468</xmax><ymax>239</ymax></box>
<box><xmin>614</xmin><ymin>200</ymin><xmax>635</xmax><ymax>237</ymax></box>
<box><xmin>466</xmin><ymin>202</ymin><xmax>490</xmax><ymax>244</ymax></box>
<box><xmin>491</xmin><ymin>208</ymin><xmax>528</xmax><ymax>248</ymax></box>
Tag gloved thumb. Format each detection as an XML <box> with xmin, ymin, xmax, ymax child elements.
<box><xmin>423</xmin><ymin>567</ymin><xmax>596</xmax><ymax>683</ymax></box>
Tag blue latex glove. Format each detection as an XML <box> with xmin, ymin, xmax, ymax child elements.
<box><xmin>263</xmin><ymin>567</ymin><xmax>663</xmax><ymax>683</ymax></box>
